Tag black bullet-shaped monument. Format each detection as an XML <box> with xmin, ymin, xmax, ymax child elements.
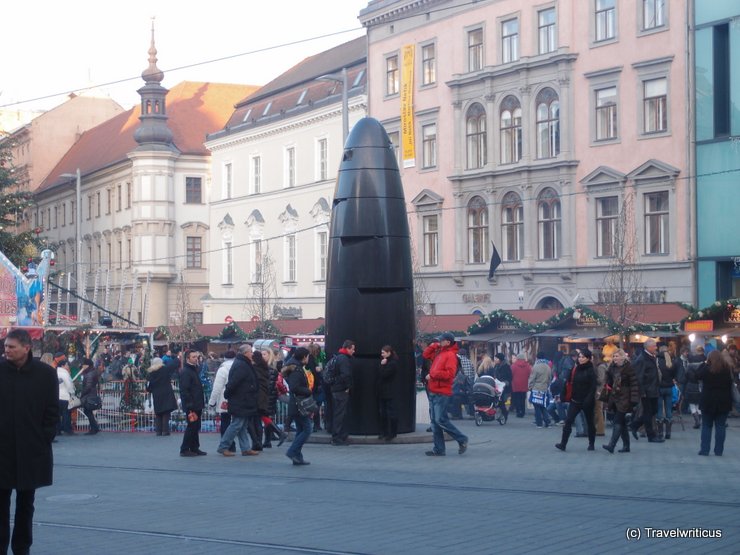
<box><xmin>325</xmin><ymin>117</ymin><xmax>416</xmax><ymax>435</ymax></box>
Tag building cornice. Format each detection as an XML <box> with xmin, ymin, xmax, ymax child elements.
<box><xmin>447</xmin><ymin>53</ymin><xmax>578</xmax><ymax>89</ymax></box>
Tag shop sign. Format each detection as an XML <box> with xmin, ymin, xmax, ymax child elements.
<box><xmin>576</xmin><ymin>314</ymin><xmax>599</xmax><ymax>327</ymax></box>
<box><xmin>463</xmin><ymin>293</ymin><xmax>491</xmax><ymax>304</ymax></box>
<box><xmin>684</xmin><ymin>320</ymin><xmax>713</xmax><ymax>332</ymax></box>
<box><xmin>726</xmin><ymin>308</ymin><xmax>740</xmax><ymax>325</ymax></box>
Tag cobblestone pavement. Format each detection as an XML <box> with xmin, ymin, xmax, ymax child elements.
<box><xmin>24</xmin><ymin>403</ymin><xmax>740</xmax><ymax>554</ymax></box>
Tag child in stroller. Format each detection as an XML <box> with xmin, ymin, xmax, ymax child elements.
<box><xmin>472</xmin><ymin>375</ymin><xmax>507</xmax><ymax>425</ymax></box>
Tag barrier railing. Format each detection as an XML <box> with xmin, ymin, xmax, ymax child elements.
<box><xmin>71</xmin><ymin>379</ymin><xmax>289</xmax><ymax>433</ymax></box>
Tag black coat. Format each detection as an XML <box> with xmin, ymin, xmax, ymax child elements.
<box><xmin>80</xmin><ymin>367</ymin><xmax>100</xmax><ymax>405</ymax></box>
<box><xmin>253</xmin><ymin>360</ymin><xmax>270</xmax><ymax>415</ymax></box>
<box><xmin>267</xmin><ymin>366</ymin><xmax>279</xmax><ymax>415</ymax></box>
<box><xmin>569</xmin><ymin>361</ymin><xmax>597</xmax><ymax>406</ymax></box>
<box><xmin>633</xmin><ymin>352</ymin><xmax>660</xmax><ymax>398</ymax></box>
<box><xmin>606</xmin><ymin>360</ymin><xmax>640</xmax><ymax>414</ymax></box>
<box><xmin>682</xmin><ymin>362</ymin><xmax>703</xmax><ymax>405</ymax></box>
<box><xmin>146</xmin><ymin>367</ymin><xmax>178</xmax><ymax>414</ymax></box>
<box><xmin>284</xmin><ymin>359</ymin><xmax>312</xmax><ymax>417</ymax></box>
<box><xmin>224</xmin><ymin>354</ymin><xmax>258</xmax><ymax>417</ymax></box>
<box><xmin>658</xmin><ymin>354</ymin><xmax>677</xmax><ymax>388</ymax></box>
<box><xmin>331</xmin><ymin>353</ymin><xmax>354</xmax><ymax>392</ymax></box>
<box><xmin>0</xmin><ymin>353</ymin><xmax>58</xmax><ymax>490</ymax></box>
<box><xmin>179</xmin><ymin>362</ymin><xmax>205</xmax><ymax>412</ymax></box>
<box><xmin>378</xmin><ymin>358</ymin><xmax>397</xmax><ymax>399</ymax></box>
<box><xmin>699</xmin><ymin>364</ymin><xmax>733</xmax><ymax>415</ymax></box>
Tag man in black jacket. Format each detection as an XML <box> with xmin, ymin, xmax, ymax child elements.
<box><xmin>630</xmin><ymin>339</ymin><xmax>664</xmax><ymax>443</ymax></box>
<box><xmin>491</xmin><ymin>353</ymin><xmax>513</xmax><ymax>423</ymax></box>
<box><xmin>179</xmin><ymin>350</ymin><xmax>208</xmax><ymax>457</ymax></box>
<box><xmin>330</xmin><ymin>340</ymin><xmax>355</xmax><ymax>446</ymax></box>
<box><xmin>217</xmin><ymin>344</ymin><xmax>260</xmax><ymax>457</ymax></box>
<box><xmin>0</xmin><ymin>328</ymin><xmax>58</xmax><ymax>555</ymax></box>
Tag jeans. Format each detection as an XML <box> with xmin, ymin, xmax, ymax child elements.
<box><xmin>58</xmin><ymin>400</ymin><xmax>73</xmax><ymax>434</ymax></box>
<box><xmin>0</xmin><ymin>489</ymin><xmax>35</xmax><ymax>555</ymax></box>
<box><xmin>656</xmin><ymin>387</ymin><xmax>674</xmax><ymax>420</ymax></box>
<box><xmin>218</xmin><ymin>415</ymin><xmax>252</xmax><ymax>452</ymax></box>
<box><xmin>331</xmin><ymin>390</ymin><xmax>350</xmax><ymax>442</ymax></box>
<box><xmin>83</xmin><ymin>407</ymin><xmax>99</xmax><ymax>433</ymax></box>
<box><xmin>286</xmin><ymin>413</ymin><xmax>312</xmax><ymax>461</ymax></box>
<box><xmin>429</xmin><ymin>393</ymin><xmax>468</xmax><ymax>454</ymax></box>
<box><xmin>533</xmin><ymin>404</ymin><xmax>550</xmax><ymax>427</ymax></box>
<box><xmin>547</xmin><ymin>399</ymin><xmax>566</xmax><ymax>422</ymax></box>
<box><xmin>700</xmin><ymin>411</ymin><xmax>728</xmax><ymax>455</ymax></box>
<box><xmin>180</xmin><ymin>409</ymin><xmax>202</xmax><ymax>453</ymax></box>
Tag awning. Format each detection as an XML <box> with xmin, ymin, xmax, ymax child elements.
<box><xmin>459</xmin><ymin>331</ymin><xmax>532</xmax><ymax>343</ymax></box>
<box><xmin>566</xmin><ymin>327</ymin><xmax>614</xmax><ymax>340</ymax></box>
<box><xmin>679</xmin><ymin>326</ymin><xmax>740</xmax><ymax>338</ymax></box>
<box><xmin>532</xmin><ymin>329</ymin><xmax>571</xmax><ymax>338</ymax></box>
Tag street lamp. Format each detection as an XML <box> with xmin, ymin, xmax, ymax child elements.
<box><xmin>317</xmin><ymin>67</ymin><xmax>349</xmax><ymax>145</ymax></box>
<box><xmin>60</xmin><ymin>168</ymin><xmax>83</xmax><ymax>320</ymax></box>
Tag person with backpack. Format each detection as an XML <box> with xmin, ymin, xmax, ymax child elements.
<box><xmin>327</xmin><ymin>340</ymin><xmax>355</xmax><ymax>446</ymax></box>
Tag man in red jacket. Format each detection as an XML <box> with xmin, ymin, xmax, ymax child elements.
<box><xmin>423</xmin><ymin>333</ymin><xmax>469</xmax><ymax>456</ymax></box>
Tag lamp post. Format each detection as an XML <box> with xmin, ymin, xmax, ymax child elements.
<box><xmin>61</xmin><ymin>169</ymin><xmax>83</xmax><ymax>321</ymax></box>
<box><xmin>317</xmin><ymin>67</ymin><xmax>349</xmax><ymax>145</ymax></box>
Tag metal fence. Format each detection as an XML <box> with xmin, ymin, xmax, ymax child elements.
<box><xmin>71</xmin><ymin>380</ymin><xmax>289</xmax><ymax>433</ymax></box>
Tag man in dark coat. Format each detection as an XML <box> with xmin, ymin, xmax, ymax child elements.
<box><xmin>330</xmin><ymin>340</ymin><xmax>355</xmax><ymax>446</ymax></box>
<box><xmin>0</xmin><ymin>328</ymin><xmax>58</xmax><ymax>554</ymax></box>
<box><xmin>491</xmin><ymin>353</ymin><xmax>513</xmax><ymax>423</ymax></box>
<box><xmin>179</xmin><ymin>350</ymin><xmax>207</xmax><ymax>457</ymax></box>
<box><xmin>630</xmin><ymin>339</ymin><xmax>664</xmax><ymax>443</ymax></box>
<box><xmin>217</xmin><ymin>344</ymin><xmax>260</xmax><ymax>456</ymax></box>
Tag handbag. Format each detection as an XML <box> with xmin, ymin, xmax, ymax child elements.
<box><xmin>296</xmin><ymin>395</ymin><xmax>318</xmax><ymax>416</ymax></box>
<box><xmin>599</xmin><ymin>384</ymin><xmax>611</xmax><ymax>404</ymax></box>
<box><xmin>729</xmin><ymin>368</ymin><xmax>740</xmax><ymax>408</ymax></box>
<box><xmin>84</xmin><ymin>394</ymin><xmax>102</xmax><ymax>411</ymax></box>
<box><xmin>220</xmin><ymin>401</ymin><xmax>229</xmax><ymax>411</ymax></box>
<box><xmin>68</xmin><ymin>394</ymin><xmax>82</xmax><ymax>409</ymax></box>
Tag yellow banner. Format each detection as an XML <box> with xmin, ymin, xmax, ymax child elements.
<box><xmin>400</xmin><ymin>44</ymin><xmax>415</xmax><ymax>168</ymax></box>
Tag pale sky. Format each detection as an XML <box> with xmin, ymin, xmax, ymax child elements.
<box><xmin>2</xmin><ymin>0</ymin><xmax>368</xmax><ymax>112</ymax></box>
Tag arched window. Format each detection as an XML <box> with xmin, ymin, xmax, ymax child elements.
<box><xmin>501</xmin><ymin>192</ymin><xmax>523</xmax><ymax>261</ymax></box>
<box><xmin>536</xmin><ymin>88</ymin><xmax>560</xmax><ymax>159</ymax></box>
<box><xmin>537</xmin><ymin>188</ymin><xmax>561</xmax><ymax>260</ymax></box>
<box><xmin>466</xmin><ymin>103</ymin><xmax>487</xmax><ymax>169</ymax></box>
<box><xmin>500</xmin><ymin>96</ymin><xmax>522</xmax><ymax>164</ymax></box>
<box><xmin>467</xmin><ymin>196</ymin><xmax>489</xmax><ymax>263</ymax></box>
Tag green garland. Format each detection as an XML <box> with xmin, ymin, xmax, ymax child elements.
<box><xmin>216</xmin><ymin>321</ymin><xmax>248</xmax><ymax>341</ymax></box>
<box><xmin>684</xmin><ymin>298</ymin><xmax>739</xmax><ymax>322</ymax></box>
<box><xmin>467</xmin><ymin>303</ymin><xmax>684</xmax><ymax>337</ymax></box>
<box><xmin>248</xmin><ymin>321</ymin><xmax>281</xmax><ymax>339</ymax></box>
<box><xmin>153</xmin><ymin>325</ymin><xmax>171</xmax><ymax>340</ymax></box>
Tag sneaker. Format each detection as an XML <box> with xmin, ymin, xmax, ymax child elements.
<box><xmin>458</xmin><ymin>441</ymin><xmax>468</xmax><ymax>455</ymax></box>
<box><xmin>425</xmin><ymin>450</ymin><xmax>445</xmax><ymax>456</ymax></box>
<box><xmin>217</xmin><ymin>448</ymin><xmax>235</xmax><ymax>457</ymax></box>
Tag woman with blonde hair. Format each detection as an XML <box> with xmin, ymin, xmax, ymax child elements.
<box><xmin>697</xmin><ymin>351</ymin><xmax>733</xmax><ymax>456</ymax></box>
<box><xmin>602</xmin><ymin>349</ymin><xmax>640</xmax><ymax>453</ymax></box>
<box><xmin>656</xmin><ymin>345</ymin><xmax>677</xmax><ymax>439</ymax></box>
<box><xmin>477</xmin><ymin>354</ymin><xmax>495</xmax><ymax>376</ymax></box>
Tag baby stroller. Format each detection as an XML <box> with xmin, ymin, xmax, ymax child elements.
<box><xmin>472</xmin><ymin>375</ymin><xmax>506</xmax><ymax>426</ymax></box>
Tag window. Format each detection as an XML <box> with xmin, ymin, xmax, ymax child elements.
<box><xmin>386</xmin><ymin>55</ymin><xmax>399</xmax><ymax>95</ymax></box>
<box><xmin>317</xmin><ymin>231</ymin><xmax>328</xmax><ymax>280</ymax></box>
<box><xmin>187</xmin><ymin>312</ymin><xmax>203</xmax><ymax>326</ymax></box>
<box><xmin>62</xmin><ymin>203</ymin><xmax>66</xmax><ymax>227</ymax></box>
<box><xmin>595</xmin><ymin>86</ymin><xmax>618</xmax><ymax>140</ymax></box>
<box><xmin>127</xmin><ymin>239</ymin><xmax>132</xmax><ymax>268</ymax></box>
<box><xmin>87</xmin><ymin>195</ymin><xmax>92</xmax><ymax>220</ymax></box>
<box><xmin>468</xmin><ymin>28</ymin><xmax>484</xmax><ymax>71</ymax></box>
<box><xmin>596</xmin><ymin>196</ymin><xmax>619</xmax><ymax>257</ymax></box>
<box><xmin>117</xmin><ymin>184</ymin><xmax>122</xmax><ymax>211</ymax></box>
<box><xmin>126</xmin><ymin>182</ymin><xmax>132</xmax><ymax>208</ymax></box>
<box><xmin>71</xmin><ymin>201</ymin><xmax>75</xmax><ymax>225</ymax></box>
<box><xmin>595</xmin><ymin>0</ymin><xmax>616</xmax><ymax>42</ymax></box>
<box><xmin>53</xmin><ymin>206</ymin><xmax>58</xmax><ymax>228</ymax></box>
<box><xmin>224</xmin><ymin>163</ymin><xmax>232</xmax><ymax>199</ymax></box>
<box><xmin>285</xmin><ymin>147</ymin><xmax>295</xmax><ymax>188</ymax></box>
<box><xmin>421</xmin><ymin>43</ymin><xmax>436</xmax><ymax>85</ymax></box>
<box><xmin>251</xmin><ymin>240</ymin><xmax>263</xmax><ymax>283</ymax></box>
<box><xmin>421</xmin><ymin>124</ymin><xmax>437</xmax><ymax>169</ymax></box>
<box><xmin>388</xmin><ymin>131</ymin><xmax>400</xmax><ymax>165</ymax></box>
<box><xmin>643</xmin><ymin>78</ymin><xmax>667</xmax><ymax>133</ymax></box>
<box><xmin>466</xmin><ymin>103</ymin><xmax>487</xmax><ymax>169</ymax></box>
<box><xmin>502</xmin><ymin>18</ymin><xmax>519</xmax><ymax>63</ymax></box>
<box><xmin>223</xmin><ymin>241</ymin><xmax>233</xmax><ymax>285</ymax></box>
<box><xmin>644</xmin><ymin>191</ymin><xmax>669</xmax><ymax>254</ymax></box>
<box><xmin>642</xmin><ymin>0</ymin><xmax>665</xmax><ymax>30</ymax></box>
<box><xmin>713</xmin><ymin>23</ymin><xmax>730</xmax><ymax>138</ymax></box>
<box><xmin>537</xmin><ymin>188</ymin><xmax>561</xmax><ymax>260</ymax></box>
<box><xmin>502</xmin><ymin>192</ymin><xmax>523</xmax><ymax>261</ymax></box>
<box><xmin>46</xmin><ymin>208</ymin><xmax>51</xmax><ymax>230</ymax></box>
<box><xmin>185</xmin><ymin>177</ymin><xmax>202</xmax><ymax>204</ymax></box>
<box><xmin>500</xmin><ymin>96</ymin><xmax>522</xmax><ymax>164</ymax></box>
<box><xmin>106</xmin><ymin>189</ymin><xmax>111</xmax><ymax>214</ymax></box>
<box><xmin>285</xmin><ymin>235</ymin><xmax>296</xmax><ymax>281</ymax></box>
<box><xmin>251</xmin><ymin>156</ymin><xmax>261</xmax><ymax>194</ymax></box>
<box><xmin>467</xmin><ymin>196</ymin><xmax>489</xmax><ymax>263</ymax></box>
<box><xmin>117</xmin><ymin>240</ymin><xmax>122</xmax><ymax>269</ymax></box>
<box><xmin>186</xmin><ymin>237</ymin><xmax>202</xmax><ymax>268</ymax></box>
<box><xmin>423</xmin><ymin>215</ymin><xmax>439</xmax><ymax>266</ymax></box>
<box><xmin>95</xmin><ymin>192</ymin><xmax>101</xmax><ymax>217</ymax></box>
<box><xmin>538</xmin><ymin>8</ymin><xmax>557</xmax><ymax>54</ymax></box>
<box><xmin>107</xmin><ymin>242</ymin><xmax>112</xmax><ymax>269</ymax></box>
<box><xmin>317</xmin><ymin>138</ymin><xmax>328</xmax><ymax>181</ymax></box>
<box><xmin>536</xmin><ymin>88</ymin><xmax>560</xmax><ymax>158</ymax></box>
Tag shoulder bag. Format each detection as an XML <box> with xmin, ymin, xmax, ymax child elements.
<box><xmin>296</xmin><ymin>395</ymin><xmax>318</xmax><ymax>416</ymax></box>
<box><xmin>68</xmin><ymin>393</ymin><xmax>82</xmax><ymax>409</ymax></box>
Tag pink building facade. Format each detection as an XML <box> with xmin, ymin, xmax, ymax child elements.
<box><xmin>360</xmin><ymin>0</ymin><xmax>692</xmax><ymax>314</ymax></box>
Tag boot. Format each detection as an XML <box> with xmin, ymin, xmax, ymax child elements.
<box><xmin>555</xmin><ymin>428</ymin><xmax>571</xmax><ymax>451</ymax></box>
<box><xmin>656</xmin><ymin>420</ymin><xmax>664</xmax><ymax>440</ymax></box>
<box><xmin>618</xmin><ymin>423</ymin><xmax>630</xmax><ymax>452</ymax></box>
<box><xmin>664</xmin><ymin>419</ymin><xmax>672</xmax><ymax>440</ymax></box>
<box><xmin>692</xmin><ymin>413</ymin><xmax>700</xmax><ymax>429</ymax></box>
<box><xmin>386</xmin><ymin>419</ymin><xmax>397</xmax><ymax>441</ymax></box>
<box><xmin>603</xmin><ymin>423</ymin><xmax>622</xmax><ymax>454</ymax></box>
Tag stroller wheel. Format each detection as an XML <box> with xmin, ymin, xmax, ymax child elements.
<box><xmin>475</xmin><ymin>412</ymin><xmax>483</xmax><ymax>426</ymax></box>
<box><xmin>497</xmin><ymin>415</ymin><xmax>506</xmax><ymax>425</ymax></box>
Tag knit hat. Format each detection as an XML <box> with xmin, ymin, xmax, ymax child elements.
<box><xmin>438</xmin><ymin>332</ymin><xmax>456</xmax><ymax>344</ymax></box>
<box><xmin>147</xmin><ymin>357</ymin><xmax>165</xmax><ymax>373</ymax></box>
<box><xmin>516</xmin><ymin>352</ymin><xmax>527</xmax><ymax>360</ymax></box>
<box><xmin>494</xmin><ymin>353</ymin><xmax>506</xmax><ymax>362</ymax></box>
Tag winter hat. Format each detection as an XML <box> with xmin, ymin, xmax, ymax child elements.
<box><xmin>438</xmin><ymin>332</ymin><xmax>456</xmax><ymax>344</ymax></box>
<box><xmin>516</xmin><ymin>352</ymin><xmax>527</xmax><ymax>360</ymax></box>
<box><xmin>494</xmin><ymin>353</ymin><xmax>506</xmax><ymax>362</ymax></box>
<box><xmin>147</xmin><ymin>357</ymin><xmax>165</xmax><ymax>373</ymax></box>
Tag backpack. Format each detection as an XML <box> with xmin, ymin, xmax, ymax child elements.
<box><xmin>323</xmin><ymin>356</ymin><xmax>339</xmax><ymax>385</ymax></box>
